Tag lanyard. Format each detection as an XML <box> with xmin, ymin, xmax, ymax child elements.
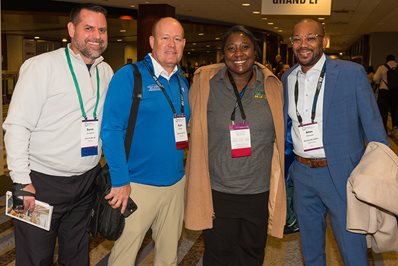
<box><xmin>227</xmin><ymin>70</ymin><xmax>253</xmax><ymax>122</ymax></box>
<box><xmin>144</xmin><ymin>60</ymin><xmax>184</xmax><ymax>115</ymax></box>
<box><xmin>65</xmin><ymin>48</ymin><xmax>100</xmax><ymax>120</ymax></box>
<box><xmin>294</xmin><ymin>62</ymin><xmax>326</xmax><ymax>125</ymax></box>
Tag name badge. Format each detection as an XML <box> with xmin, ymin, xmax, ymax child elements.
<box><xmin>173</xmin><ymin>115</ymin><xmax>188</xmax><ymax>150</ymax></box>
<box><xmin>229</xmin><ymin>122</ymin><xmax>251</xmax><ymax>158</ymax></box>
<box><xmin>81</xmin><ymin>119</ymin><xmax>99</xmax><ymax>157</ymax></box>
<box><xmin>298</xmin><ymin>122</ymin><xmax>323</xmax><ymax>152</ymax></box>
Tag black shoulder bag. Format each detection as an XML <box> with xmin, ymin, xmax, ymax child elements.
<box><xmin>90</xmin><ymin>64</ymin><xmax>142</xmax><ymax>241</ymax></box>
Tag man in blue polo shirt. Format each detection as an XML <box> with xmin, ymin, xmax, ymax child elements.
<box><xmin>101</xmin><ymin>17</ymin><xmax>190</xmax><ymax>265</ymax></box>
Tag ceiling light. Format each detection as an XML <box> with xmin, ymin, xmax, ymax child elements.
<box><xmin>120</xmin><ymin>29</ymin><xmax>127</xmax><ymax>33</ymax></box>
<box><xmin>198</xmin><ymin>33</ymin><xmax>204</xmax><ymax>36</ymax></box>
<box><xmin>215</xmin><ymin>37</ymin><xmax>220</xmax><ymax>40</ymax></box>
<box><xmin>130</xmin><ymin>5</ymin><xmax>136</xmax><ymax>8</ymax></box>
<box><xmin>242</xmin><ymin>3</ymin><xmax>250</xmax><ymax>7</ymax></box>
<box><xmin>117</xmin><ymin>39</ymin><xmax>123</xmax><ymax>42</ymax></box>
<box><xmin>119</xmin><ymin>15</ymin><xmax>133</xmax><ymax>20</ymax></box>
<box><xmin>339</xmin><ymin>52</ymin><xmax>343</xmax><ymax>56</ymax></box>
<box><xmin>267</xmin><ymin>22</ymin><xmax>274</xmax><ymax>25</ymax></box>
<box><xmin>34</xmin><ymin>36</ymin><xmax>40</xmax><ymax>39</ymax></box>
<box><xmin>206</xmin><ymin>45</ymin><xmax>210</xmax><ymax>47</ymax></box>
<box><xmin>253</xmin><ymin>11</ymin><xmax>260</xmax><ymax>14</ymax></box>
<box><xmin>318</xmin><ymin>17</ymin><xmax>325</xmax><ymax>20</ymax></box>
<box><xmin>278</xmin><ymin>30</ymin><xmax>283</xmax><ymax>32</ymax></box>
<box><xmin>261</xmin><ymin>17</ymin><xmax>267</xmax><ymax>20</ymax></box>
<box><xmin>191</xmin><ymin>48</ymin><xmax>195</xmax><ymax>51</ymax></box>
<box><xmin>62</xmin><ymin>38</ymin><xmax>67</xmax><ymax>42</ymax></box>
<box><xmin>273</xmin><ymin>26</ymin><xmax>279</xmax><ymax>29</ymax></box>
<box><xmin>193</xmin><ymin>43</ymin><xmax>197</xmax><ymax>45</ymax></box>
<box><xmin>187</xmin><ymin>52</ymin><xmax>191</xmax><ymax>54</ymax></box>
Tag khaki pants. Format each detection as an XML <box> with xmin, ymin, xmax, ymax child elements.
<box><xmin>108</xmin><ymin>176</ymin><xmax>185</xmax><ymax>266</ymax></box>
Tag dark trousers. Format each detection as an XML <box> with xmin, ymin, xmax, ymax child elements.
<box><xmin>203</xmin><ymin>190</ymin><xmax>269</xmax><ymax>266</ymax></box>
<box><xmin>377</xmin><ymin>89</ymin><xmax>398</xmax><ymax>132</ymax></box>
<box><xmin>14</xmin><ymin>164</ymin><xmax>100</xmax><ymax>266</ymax></box>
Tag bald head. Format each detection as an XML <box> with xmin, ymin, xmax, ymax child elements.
<box><xmin>151</xmin><ymin>17</ymin><xmax>184</xmax><ymax>38</ymax></box>
<box><xmin>293</xmin><ymin>19</ymin><xmax>325</xmax><ymax>37</ymax></box>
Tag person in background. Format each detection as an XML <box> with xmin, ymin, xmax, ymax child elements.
<box><xmin>366</xmin><ymin>65</ymin><xmax>376</xmax><ymax>92</ymax></box>
<box><xmin>283</xmin><ymin>18</ymin><xmax>388</xmax><ymax>265</ymax></box>
<box><xmin>101</xmin><ymin>17</ymin><xmax>190</xmax><ymax>266</ymax></box>
<box><xmin>374</xmin><ymin>54</ymin><xmax>398</xmax><ymax>135</ymax></box>
<box><xmin>273</xmin><ymin>54</ymin><xmax>285</xmax><ymax>76</ymax></box>
<box><xmin>185</xmin><ymin>25</ymin><xmax>286</xmax><ymax>266</ymax></box>
<box><xmin>3</xmin><ymin>4</ymin><xmax>113</xmax><ymax>265</ymax></box>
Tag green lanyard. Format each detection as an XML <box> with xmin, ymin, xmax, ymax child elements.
<box><xmin>65</xmin><ymin>48</ymin><xmax>100</xmax><ymax>120</ymax></box>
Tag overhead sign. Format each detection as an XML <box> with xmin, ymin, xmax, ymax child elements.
<box><xmin>261</xmin><ymin>0</ymin><xmax>332</xmax><ymax>15</ymax></box>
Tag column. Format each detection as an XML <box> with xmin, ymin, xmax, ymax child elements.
<box><xmin>137</xmin><ymin>4</ymin><xmax>175</xmax><ymax>61</ymax></box>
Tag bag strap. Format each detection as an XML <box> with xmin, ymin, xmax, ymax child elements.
<box><xmin>124</xmin><ymin>63</ymin><xmax>142</xmax><ymax>160</ymax></box>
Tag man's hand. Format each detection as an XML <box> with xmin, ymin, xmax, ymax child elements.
<box><xmin>22</xmin><ymin>184</ymin><xmax>36</xmax><ymax>213</ymax></box>
<box><xmin>104</xmin><ymin>184</ymin><xmax>131</xmax><ymax>214</ymax></box>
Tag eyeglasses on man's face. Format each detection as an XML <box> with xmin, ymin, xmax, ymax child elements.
<box><xmin>289</xmin><ymin>34</ymin><xmax>324</xmax><ymax>45</ymax></box>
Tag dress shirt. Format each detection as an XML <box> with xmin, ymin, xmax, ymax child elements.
<box><xmin>287</xmin><ymin>54</ymin><xmax>326</xmax><ymax>158</ymax></box>
<box><xmin>149</xmin><ymin>53</ymin><xmax>178</xmax><ymax>80</ymax></box>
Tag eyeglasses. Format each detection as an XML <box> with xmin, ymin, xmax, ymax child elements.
<box><xmin>289</xmin><ymin>34</ymin><xmax>324</xmax><ymax>45</ymax></box>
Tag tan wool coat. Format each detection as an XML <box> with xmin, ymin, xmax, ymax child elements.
<box><xmin>184</xmin><ymin>62</ymin><xmax>286</xmax><ymax>238</ymax></box>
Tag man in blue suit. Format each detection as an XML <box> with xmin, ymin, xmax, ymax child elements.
<box><xmin>282</xmin><ymin>19</ymin><xmax>388</xmax><ymax>265</ymax></box>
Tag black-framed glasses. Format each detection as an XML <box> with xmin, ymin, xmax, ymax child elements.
<box><xmin>289</xmin><ymin>34</ymin><xmax>324</xmax><ymax>45</ymax></box>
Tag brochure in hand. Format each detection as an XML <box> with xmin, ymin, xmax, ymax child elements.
<box><xmin>5</xmin><ymin>191</ymin><xmax>53</xmax><ymax>231</ymax></box>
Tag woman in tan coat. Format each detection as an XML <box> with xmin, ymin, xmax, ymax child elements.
<box><xmin>184</xmin><ymin>25</ymin><xmax>286</xmax><ymax>265</ymax></box>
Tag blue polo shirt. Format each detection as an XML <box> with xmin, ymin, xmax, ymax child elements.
<box><xmin>101</xmin><ymin>55</ymin><xmax>190</xmax><ymax>187</ymax></box>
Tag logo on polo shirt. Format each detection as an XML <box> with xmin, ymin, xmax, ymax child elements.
<box><xmin>147</xmin><ymin>84</ymin><xmax>161</xmax><ymax>92</ymax></box>
<box><xmin>254</xmin><ymin>90</ymin><xmax>266</xmax><ymax>99</ymax></box>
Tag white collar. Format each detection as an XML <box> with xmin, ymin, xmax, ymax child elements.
<box><xmin>149</xmin><ymin>53</ymin><xmax>178</xmax><ymax>80</ymax></box>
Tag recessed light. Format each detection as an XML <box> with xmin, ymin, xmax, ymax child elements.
<box><xmin>191</xmin><ymin>48</ymin><xmax>195</xmax><ymax>51</ymax></box>
<box><xmin>273</xmin><ymin>26</ymin><xmax>279</xmax><ymax>29</ymax></box>
<box><xmin>198</xmin><ymin>33</ymin><xmax>204</xmax><ymax>36</ymax></box>
<box><xmin>206</xmin><ymin>45</ymin><xmax>210</xmax><ymax>47</ymax></box>
<box><xmin>34</xmin><ymin>36</ymin><xmax>40</xmax><ymax>39</ymax></box>
<box><xmin>267</xmin><ymin>22</ymin><xmax>274</xmax><ymax>25</ymax></box>
<box><xmin>278</xmin><ymin>30</ymin><xmax>283</xmax><ymax>32</ymax></box>
<box><xmin>120</xmin><ymin>29</ymin><xmax>127</xmax><ymax>33</ymax></box>
<box><xmin>253</xmin><ymin>11</ymin><xmax>260</xmax><ymax>14</ymax></box>
<box><xmin>318</xmin><ymin>17</ymin><xmax>325</xmax><ymax>20</ymax></box>
<box><xmin>62</xmin><ymin>38</ymin><xmax>68</xmax><ymax>42</ymax></box>
<box><xmin>261</xmin><ymin>17</ymin><xmax>267</xmax><ymax>20</ymax></box>
<box><xmin>215</xmin><ymin>37</ymin><xmax>220</xmax><ymax>40</ymax></box>
<box><xmin>130</xmin><ymin>5</ymin><xmax>136</xmax><ymax>8</ymax></box>
<box><xmin>120</xmin><ymin>15</ymin><xmax>133</xmax><ymax>20</ymax></box>
<box><xmin>242</xmin><ymin>3</ymin><xmax>250</xmax><ymax>7</ymax></box>
<box><xmin>117</xmin><ymin>39</ymin><xmax>123</xmax><ymax>42</ymax></box>
<box><xmin>193</xmin><ymin>43</ymin><xmax>197</xmax><ymax>45</ymax></box>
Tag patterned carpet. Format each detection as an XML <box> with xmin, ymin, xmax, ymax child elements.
<box><xmin>1</xmin><ymin>190</ymin><xmax>398</xmax><ymax>266</ymax></box>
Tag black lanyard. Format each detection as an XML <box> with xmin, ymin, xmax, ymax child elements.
<box><xmin>227</xmin><ymin>70</ymin><xmax>253</xmax><ymax>122</ymax></box>
<box><xmin>144</xmin><ymin>60</ymin><xmax>184</xmax><ymax>116</ymax></box>
<box><xmin>294</xmin><ymin>62</ymin><xmax>326</xmax><ymax>125</ymax></box>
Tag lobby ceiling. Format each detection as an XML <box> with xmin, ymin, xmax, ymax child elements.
<box><xmin>2</xmin><ymin>0</ymin><xmax>398</xmax><ymax>54</ymax></box>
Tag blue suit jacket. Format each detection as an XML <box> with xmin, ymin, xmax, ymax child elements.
<box><xmin>282</xmin><ymin>56</ymin><xmax>388</xmax><ymax>199</ymax></box>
